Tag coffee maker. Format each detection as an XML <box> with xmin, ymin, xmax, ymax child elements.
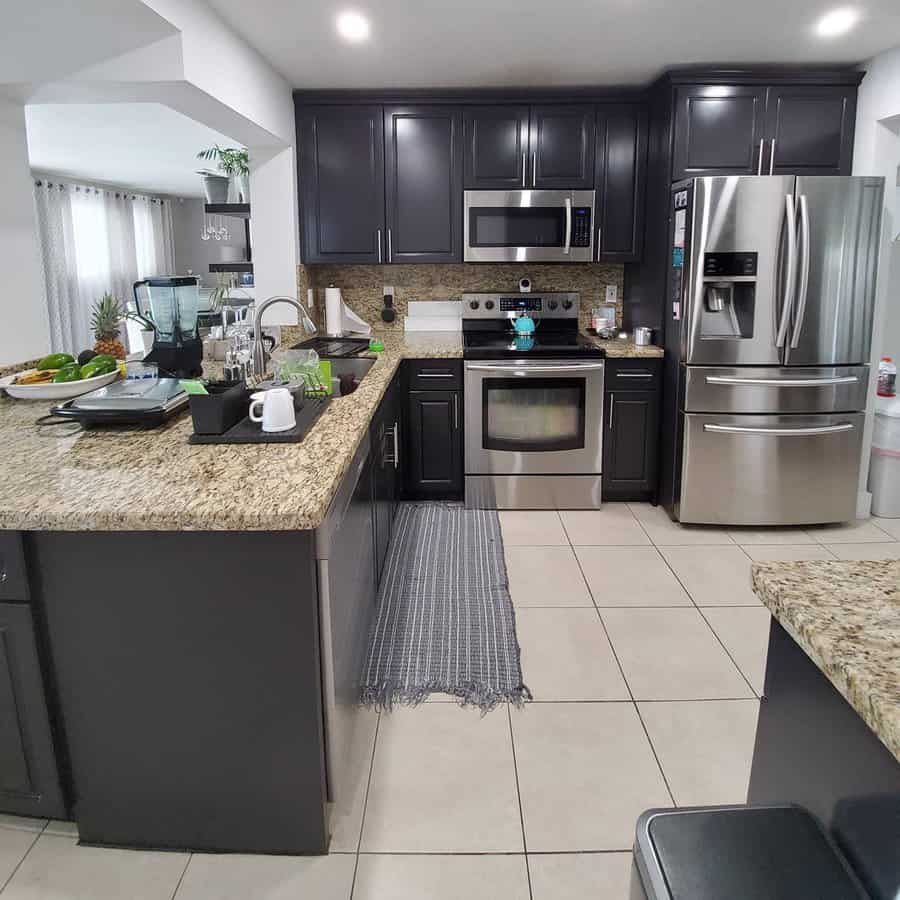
<box><xmin>132</xmin><ymin>277</ymin><xmax>203</xmax><ymax>377</ymax></box>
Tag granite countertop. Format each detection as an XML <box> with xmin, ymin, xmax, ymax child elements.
<box><xmin>584</xmin><ymin>335</ymin><xmax>664</xmax><ymax>358</ymax></box>
<box><xmin>752</xmin><ymin>560</ymin><xmax>900</xmax><ymax>764</ymax></box>
<box><xmin>0</xmin><ymin>329</ymin><xmax>660</xmax><ymax>533</ymax></box>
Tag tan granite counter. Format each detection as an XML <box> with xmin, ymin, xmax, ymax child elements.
<box><xmin>752</xmin><ymin>560</ymin><xmax>900</xmax><ymax>764</ymax></box>
<box><xmin>584</xmin><ymin>335</ymin><xmax>664</xmax><ymax>358</ymax></box>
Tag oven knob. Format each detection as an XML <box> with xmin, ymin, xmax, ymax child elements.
<box><xmin>485</xmin><ymin>300</ymin><xmax>495</xmax><ymax>310</ymax></box>
<box><xmin>469</xmin><ymin>300</ymin><xmax>480</xmax><ymax>310</ymax></box>
<box><xmin>548</xmin><ymin>299</ymin><xmax>558</xmax><ymax>310</ymax></box>
<box><xmin>562</xmin><ymin>299</ymin><xmax>573</xmax><ymax>310</ymax></box>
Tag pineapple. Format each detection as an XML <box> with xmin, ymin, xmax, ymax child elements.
<box><xmin>91</xmin><ymin>293</ymin><xmax>127</xmax><ymax>360</ymax></box>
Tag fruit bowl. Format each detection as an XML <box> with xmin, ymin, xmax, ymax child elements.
<box><xmin>0</xmin><ymin>368</ymin><xmax>120</xmax><ymax>401</ymax></box>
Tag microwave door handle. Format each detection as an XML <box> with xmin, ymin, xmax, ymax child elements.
<box><xmin>564</xmin><ymin>197</ymin><xmax>572</xmax><ymax>255</ymax></box>
<box><xmin>790</xmin><ymin>194</ymin><xmax>811</xmax><ymax>350</ymax></box>
<box><xmin>775</xmin><ymin>193</ymin><xmax>797</xmax><ymax>348</ymax></box>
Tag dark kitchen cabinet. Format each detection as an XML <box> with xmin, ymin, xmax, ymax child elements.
<box><xmin>672</xmin><ymin>85</ymin><xmax>768</xmax><ymax>180</ymax></box>
<box><xmin>298</xmin><ymin>105</ymin><xmax>385</xmax><ymax>264</ymax></box>
<box><xmin>764</xmin><ymin>85</ymin><xmax>856</xmax><ymax>175</ymax></box>
<box><xmin>0</xmin><ymin>600</ymin><xmax>67</xmax><ymax>819</ymax></box>
<box><xmin>384</xmin><ymin>105</ymin><xmax>463</xmax><ymax>263</ymax></box>
<box><xmin>595</xmin><ymin>104</ymin><xmax>648</xmax><ymax>261</ymax></box>
<box><xmin>372</xmin><ymin>373</ymin><xmax>402</xmax><ymax>583</ymax></box>
<box><xmin>463</xmin><ymin>105</ymin><xmax>531</xmax><ymax>189</ymax></box>
<box><xmin>603</xmin><ymin>360</ymin><xmax>661</xmax><ymax>500</ymax></box>
<box><xmin>530</xmin><ymin>104</ymin><xmax>595</xmax><ymax>189</ymax></box>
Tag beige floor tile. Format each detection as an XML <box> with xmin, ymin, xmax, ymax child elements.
<box><xmin>3</xmin><ymin>834</ymin><xmax>187</xmax><ymax>900</ymax></box>
<box><xmin>329</xmin><ymin>708</ymin><xmax>378</xmax><ymax>851</ymax></box>
<box><xmin>627</xmin><ymin>504</ymin><xmax>734</xmax><ymax>546</ymax></box>
<box><xmin>505</xmin><ymin>547</ymin><xmax>593</xmax><ymax>607</ymax></box>
<box><xmin>0</xmin><ymin>827</ymin><xmax>38</xmax><ymax>888</ymax></box>
<box><xmin>0</xmin><ymin>815</ymin><xmax>46</xmax><ymax>834</ymax></box>
<box><xmin>529</xmin><ymin>852</ymin><xmax>634</xmax><ymax>899</ymax></box>
<box><xmin>826</xmin><ymin>542</ymin><xmax>900</xmax><ymax>560</ymax></box>
<box><xmin>511</xmin><ymin>703</ymin><xmax>671</xmax><ymax>851</ymax></box>
<box><xmin>353</xmin><ymin>854</ymin><xmax>530</xmax><ymax>900</ymax></box>
<box><xmin>871</xmin><ymin>516</ymin><xmax>900</xmax><ymax>539</ymax></box>
<box><xmin>726</xmin><ymin>527</ymin><xmax>816</xmax><ymax>545</ymax></box>
<box><xmin>805</xmin><ymin>520</ymin><xmax>894</xmax><ymax>543</ymax></box>
<box><xmin>516</xmin><ymin>608</ymin><xmax>629</xmax><ymax>701</ymax></box>
<box><xmin>175</xmin><ymin>852</ymin><xmax>354</xmax><ymax>900</ymax></box>
<box><xmin>743</xmin><ymin>545</ymin><xmax>836</xmax><ymax>561</ymax></box>
<box><xmin>702</xmin><ymin>607</ymin><xmax>772</xmax><ymax>696</ymax></box>
<box><xmin>560</xmin><ymin>506</ymin><xmax>650</xmax><ymax>546</ymax></box>
<box><xmin>659</xmin><ymin>546</ymin><xmax>760</xmax><ymax>606</ymax></box>
<box><xmin>600</xmin><ymin>609</ymin><xmax>754</xmax><ymax>700</ymax></box>
<box><xmin>576</xmin><ymin>548</ymin><xmax>692</xmax><ymax>607</ymax></box>
<box><xmin>42</xmin><ymin>820</ymin><xmax>78</xmax><ymax>838</ymax></box>
<box><xmin>361</xmin><ymin>704</ymin><xmax>522</xmax><ymax>852</ymax></box>
<box><xmin>638</xmin><ymin>700</ymin><xmax>760</xmax><ymax>806</ymax></box>
<box><xmin>499</xmin><ymin>511</ymin><xmax>569</xmax><ymax>546</ymax></box>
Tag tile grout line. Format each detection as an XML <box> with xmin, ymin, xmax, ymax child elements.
<box><xmin>169</xmin><ymin>852</ymin><xmax>193</xmax><ymax>900</ymax></box>
<box><xmin>0</xmin><ymin>829</ymin><xmax>42</xmax><ymax>895</ymax></box>
<box><xmin>506</xmin><ymin>704</ymin><xmax>534</xmax><ymax>900</ymax></box>
<box><xmin>349</xmin><ymin>711</ymin><xmax>381</xmax><ymax>899</ymax></box>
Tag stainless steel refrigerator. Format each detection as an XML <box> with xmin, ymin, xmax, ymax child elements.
<box><xmin>660</xmin><ymin>175</ymin><xmax>884</xmax><ymax>526</ymax></box>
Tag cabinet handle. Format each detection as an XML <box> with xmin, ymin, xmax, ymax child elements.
<box><xmin>417</xmin><ymin>372</ymin><xmax>454</xmax><ymax>379</ymax></box>
<box><xmin>522</xmin><ymin>152</ymin><xmax>526</xmax><ymax>188</ymax></box>
<box><xmin>532</xmin><ymin>152</ymin><xmax>537</xmax><ymax>186</ymax></box>
<box><xmin>769</xmin><ymin>139</ymin><xmax>776</xmax><ymax>175</ymax></box>
<box><xmin>757</xmin><ymin>139</ymin><xmax>764</xmax><ymax>176</ymax></box>
<box><xmin>596</xmin><ymin>226</ymin><xmax>602</xmax><ymax>261</ymax></box>
<box><xmin>453</xmin><ymin>394</ymin><xmax>459</xmax><ymax>430</ymax></box>
<box><xmin>0</xmin><ymin>554</ymin><xmax>6</xmax><ymax>584</ymax></box>
<box><xmin>377</xmin><ymin>228</ymin><xmax>382</xmax><ymax>263</ymax></box>
<box><xmin>616</xmin><ymin>373</ymin><xmax>654</xmax><ymax>379</ymax></box>
<box><xmin>393</xmin><ymin>421</ymin><xmax>399</xmax><ymax>469</ymax></box>
<box><xmin>609</xmin><ymin>393</ymin><xmax>615</xmax><ymax>430</ymax></box>
<box><xmin>387</xmin><ymin>228</ymin><xmax>392</xmax><ymax>263</ymax></box>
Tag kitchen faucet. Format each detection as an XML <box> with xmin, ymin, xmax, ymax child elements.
<box><xmin>250</xmin><ymin>295</ymin><xmax>317</xmax><ymax>377</ymax></box>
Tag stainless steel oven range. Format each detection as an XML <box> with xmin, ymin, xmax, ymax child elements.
<box><xmin>462</xmin><ymin>292</ymin><xmax>605</xmax><ymax>509</ymax></box>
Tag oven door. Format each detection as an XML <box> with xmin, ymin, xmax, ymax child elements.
<box><xmin>465</xmin><ymin>360</ymin><xmax>605</xmax><ymax>475</ymax></box>
<box><xmin>464</xmin><ymin>190</ymin><xmax>595</xmax><ymax>262</ymax></box>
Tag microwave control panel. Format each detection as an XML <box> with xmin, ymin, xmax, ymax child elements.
<box><xmin>571</xmin><ymin>207</ymin><xmax>592</xmax><ymax>248</ymax></box>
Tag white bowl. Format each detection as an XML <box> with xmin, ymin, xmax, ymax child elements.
<box><xmin>0</xmin><ymin>368</ymin><xmax>120</xmax><ymax>401</ymax></box>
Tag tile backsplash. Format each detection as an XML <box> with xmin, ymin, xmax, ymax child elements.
<box><xmin>298</xmin><ymin>263</ymin><xmax>625</xmax><ymax>331</ymax></box>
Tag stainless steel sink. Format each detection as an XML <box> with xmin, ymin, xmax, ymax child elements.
<box><xmin>324</xmin><ymin>356</ymin><xmax>375</xmax><ymax>393</ymax></box>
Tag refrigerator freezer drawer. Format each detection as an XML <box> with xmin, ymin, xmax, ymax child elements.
<box><xmin>678</xmin><ymin>413</ymin><xmax>864</xmax><ymax>526</ymax></box>
<box><xmin>684</xmin><ymin>366</ymin><xmax>869</xmax><ymax>414</ymax></box>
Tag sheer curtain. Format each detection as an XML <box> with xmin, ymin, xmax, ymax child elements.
<box><xmin>34</xmin><ymin>179</ymin><xmax>176</xmax><ymax>353</ymax></box>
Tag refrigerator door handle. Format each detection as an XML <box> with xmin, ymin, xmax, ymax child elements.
<box><xmin>775</xmin><ymin>193</ymin><xmax>798</xmax><ymax>348</ymax></box>
<box><xmin>705</xmin><ymin>375</ymin><xmax>859</xmax><ymax>387</ymax></box>
<box><xmin>790</xmin><ymin>194</ymin><xmax>812</xmax><ymax>350</ymax></box>
<box><xmin>703</xmin><ymin>422</ymin><xmax>854</xmax><ymax>437</ymax></box>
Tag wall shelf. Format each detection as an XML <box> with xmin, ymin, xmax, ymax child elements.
<box><xmin>209</xmin><ymin>262</ymin><xmax>253</xmax><ymax>274</ymax></box>
<box><xmin>204</xmin><ymin>203</ymin><xmax>250</xmax><ymax>219</ymax></box>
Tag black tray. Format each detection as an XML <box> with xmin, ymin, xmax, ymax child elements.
<box><xmin>188</xmin><ymin>397</ymin><xmax>329</xmax><ymax>444</ymax></box>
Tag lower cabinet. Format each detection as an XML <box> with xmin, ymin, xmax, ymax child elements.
<box><xmin>0</xmin><ymin>600</ymin><xmax>67</xmax><ymax>819</ymax></box>
<box><xmin>603</xmin><ymin>360</ymin><xmax>661</xmax><ymax>500</ymax></box>
<box><xmin>405</xmin><ymin>387</ymin><xmax>463</xmax><ymax>499</ymax></box>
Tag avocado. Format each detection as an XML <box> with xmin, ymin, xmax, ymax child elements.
<box><xmin>80</xmin><ymin>358</ymin><xmax>117</xmax><ymax>379</ymax></box>
<box><xmin>53</xmin><ymin>367</ymin><xmax>83</xmax><ymax>383</ymax></box>
<box><xmin>77</xmin><ymin>349</ymin><xmax>97</xmax><ymax>366</ymax></box>
<box><xmin>37</xmin><ymin>353</ymin><xmax>75</xmax><ymax>371</ymax></box>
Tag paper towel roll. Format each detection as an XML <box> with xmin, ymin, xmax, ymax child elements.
<box><xmin>325</xmin><ymin>286</ymin><xmax>343</xmax><ymax>336</ymax></box>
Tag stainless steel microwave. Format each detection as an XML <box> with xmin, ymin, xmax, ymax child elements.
<box><xmin>464</xmin><ymin>190</ymin><xmax>596</xmax><ymax>263</ymax></box>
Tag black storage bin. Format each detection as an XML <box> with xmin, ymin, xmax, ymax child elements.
<box><xmin>832</xmin><ymin>795</ymin><xmax>900</xmax><ymax>900</ymax></box>
<box><xmin>189</xmin><ymin>381</ymin><xmax>250</xmax><ymax>435</ymax></box>
<box><xmin>632</xmin><ymin>805</ymin><xmax>868</xmax><ymax>900</ymax></box>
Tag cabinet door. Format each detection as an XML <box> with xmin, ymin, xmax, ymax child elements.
<box><xmin>765</xmin><ymin>86</ymin><xmax>856</xmax><ymax>176</ymax></box>
<box><xmin>595</xmin><ymin>104</ymin><xmax>648</xmax><ymax>261</ymax></box>
<box><xmin>672</xmin><ymin>85</ymin><xmax>767</xmax><ymax>180</ymax></box>
<box><xmin>530</xmin><ymin>105</ymin><xmax>596</xmax><ymax>189</ymax></box>
<box><xmin>0</xmin><ymin>602</ymin><xmax>67</xmax><ymax>819</ymax></box>
<box><xmin>298</xmin><ymin>105</ymin><xmax>385</xmax><ymax>264</ymax></box>
<box><xmin>603</xmin><ymin>391</ymin><xmax>659</xmax><ymax>498</ymax></box>
<box><xmin>405</xmin><ymin>390</ymin><xmax>463</xmax><ymax>498</ymax></box>
<box><xmin>384</xmin><ymin>105</ymin><xmax>462</xmax><ymax>263</ymax></box>
<box><xmin>463</xmin><ymin>105</ymin><xmax>530</xmax><ymax>189</ymax></box>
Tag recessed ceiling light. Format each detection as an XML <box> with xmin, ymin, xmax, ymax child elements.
<box><xmin>815</xmin><ymin>7</ymin><xmax>861</xmax><ymax>37</ymax></box>
<box><xmin>336</xmin><ymin>10</ymin><xmax>370</xmax><ymax>43</ymax></box>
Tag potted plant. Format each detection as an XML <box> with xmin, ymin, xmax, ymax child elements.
<box><xmin>197</xmin><ymin>145</ymin><xmax>250</xmax><ymax>203</ymax></box>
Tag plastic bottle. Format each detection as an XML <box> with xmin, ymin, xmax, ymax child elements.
<box><xmin>877</xmin><ymin>357</ymin><xmax>897</xmax><ymax>397</ymax></box>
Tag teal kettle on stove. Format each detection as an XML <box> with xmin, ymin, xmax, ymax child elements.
<box><xmin>513</xmin><ymin>311</ymin><xmax>536</xmax><ymax>337</ymax></box>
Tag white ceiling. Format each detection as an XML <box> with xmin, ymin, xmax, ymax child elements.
<box><xmin>25</xmin><ymin>103</ymin><xmax>238</xmax><ymax>198</ymax></box>
<box><xmin>207</xmin><ymin>0</ymin><xmax>900</xmax><ymax>89</ymax></box>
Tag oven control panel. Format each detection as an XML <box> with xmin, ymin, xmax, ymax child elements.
<box><xmin>461</xmin><ymin>293</ymin><xmax>579</xmax><ymax>319</ymax></box>
<box><xmin>500</xmin><ymin>298</ymin><xmax>542</xmax><ymax>312</ymax></box>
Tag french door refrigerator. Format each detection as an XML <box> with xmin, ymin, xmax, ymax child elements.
<box><xmin>660</xmin><ymin>175</ymin><xmax>884</xmax><ymax>525</ymax></box>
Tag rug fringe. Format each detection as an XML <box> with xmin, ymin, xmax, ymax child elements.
<box><xmin>362</xmin><ymin>679</ymin><xmax>532</xmax><ymax>715</ymax></box>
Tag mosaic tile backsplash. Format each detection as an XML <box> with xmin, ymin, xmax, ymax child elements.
<box><xmin>297</xmin><ymin>263</ymin><xmax>625</xmax><ymax>332</ymax></box>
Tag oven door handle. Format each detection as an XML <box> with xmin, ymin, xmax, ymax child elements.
<box><xmin>564</xmin><ymin>196</ymin><xmax>572</xmax><ymax>255</ymax></box>
<box><xmin>466</xmin><ymin>363</ymin><xmax>606</xmax><ymax>374</ymax></box>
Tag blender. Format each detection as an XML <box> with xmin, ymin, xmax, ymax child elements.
<box><xmin>132</xmin><ymin>277</ymin><xmax>204</xmax><ymax>377</ymax></box>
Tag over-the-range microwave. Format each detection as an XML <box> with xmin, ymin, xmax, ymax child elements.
<box><xmin>464</xmin><ymin>189</ymin><xmax>595</xmax><ymax>263</ymax></box>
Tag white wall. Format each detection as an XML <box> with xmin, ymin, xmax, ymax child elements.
<box><xmin>853</xmin><ymin>47</ymin><xmax>900</xmax><ymax>516</ymax></box>
<box><xmin>0</xmin><ymin>100</ymin><xmax>49</xmax><ymax>365</ymax></box>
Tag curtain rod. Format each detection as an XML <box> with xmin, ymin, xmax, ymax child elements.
<box><xmin>33</xmin><ymin>179</ymin><xmax>166</xmax><ymax>204</ymax></box>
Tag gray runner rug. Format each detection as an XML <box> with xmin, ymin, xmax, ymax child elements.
<box><xmin>362</xmin><ymin>504</ymin><xmax>532</xmax><ymax>712</ymax></box>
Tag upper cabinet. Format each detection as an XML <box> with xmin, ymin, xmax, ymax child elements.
<box><xmin>463</xmin><ymin>104</ymin><xmax>595</xmax><ymax>190</ymax></box>
<box><xmin>595</xmin><ymin>104</ymin><xmax>648</xmax><ymax>262</ymax></box>
<box><xmin>384</xmin><ymin>105</ymin><xmax>463</xmax><ymax>264</ymax></box>
<box><xmin>298</xmin><ymin>105</ymin><xmax>385</xmax><ymax>264</ymax></box>
<box><xmin>672</xmin><ymin>80</ymin><xmax>858</xmax><ymax>181</ymax></box>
